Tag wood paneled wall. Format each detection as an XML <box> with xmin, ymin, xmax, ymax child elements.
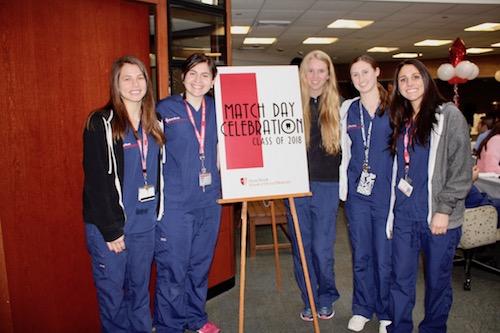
<box><xmin>0</xmin><ymin>0</ymin><xmax>151</xmax><ymax>331</ymax></box>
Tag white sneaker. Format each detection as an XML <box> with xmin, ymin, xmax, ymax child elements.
<box><xmin>347</xmin><ymin>315</ymin><xmax>370</xmax><ymax>332</ymax></box>
<box><xmin>379</xmin><ymin>320</ymin><xmax>391</xmax><ymax>333</ymax></box>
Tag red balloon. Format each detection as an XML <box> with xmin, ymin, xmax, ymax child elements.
<box><xmin>449</xmin><ymin>38</ymin><xmax>466</xmax><ymax>67</ymax></box>
<box><xmin>448</xmin><ymin>76</ymin><xmax>467</xmax><ymax>85</ymax></box>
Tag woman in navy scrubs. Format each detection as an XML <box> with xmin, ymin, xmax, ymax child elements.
<box><xmin>387</xmin><ymin>59</ymin><xmax>472</xmax><ymax>333</ymax></box>
<box><xmin>339</xmin><ymin>55</ymin><xmax>393</xmax><ymax>333</ymax></box>
<box><xmin>83</xmin><ymin>55</ymin><xmax>165</xmax><ymax>332</ymax></box>
<box><xmin>154</xmin><ymin>53</ymin><xmax>221</xmax><ymax>333</ymax></box>
<box><xmin>287</xmin><ymin>49</ymin><xmax>342</xmax><ymax>322</ymax></box>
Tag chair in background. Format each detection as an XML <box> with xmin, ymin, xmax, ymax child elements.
<box><xmin>247</xmin><ymin>199</ymin><xmax>291</xmax><ymax>291</ymax></box>
<box><xmin>456</xmin><ymin>205</ymin><xmax>500</xmax><ymax>290</ymax></box>
<box><xmin>247</xmin><ymin>199</ymin><xmax>291</xmax><ymax>257</ymax></box>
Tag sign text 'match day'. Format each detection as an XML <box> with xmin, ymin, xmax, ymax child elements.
<box><xmin>213</xmin><ymin>66</ymin><xmax>309</xmax><ymax>200</ymax></box>
<box><xmin>221</xmin><ymin>101</ymin><xmax>304</xmax><ymax>145</ymax></box>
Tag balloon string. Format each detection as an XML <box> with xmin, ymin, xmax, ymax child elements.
<box><xmin>453</xmin><ymin>83</ymin><xmax>459</xmax><ymax>108</ymax></box>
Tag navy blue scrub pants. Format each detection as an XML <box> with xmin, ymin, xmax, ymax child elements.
<box><xmin>85</xmin><ymin>223</ymin><xmax>155</xmax><ymax>333</ymax></box>
<box><xmin>286</xmin><ymin>181</ymin><xmax>340</xmax><ymax>309</ymax></box>
<box><xmin>154</xmin><ymin>204</ymin><xmax>222</xmax><ymax>333</ymax></box>
<box><xmin>345</xmin><ymin>195</ymin><xmax>391</xmax><ymax>321</ymax></box>
<box><xmin>388</xmin><ymin>218</ymin><xmax>461</xmax><ymax>333</ymax></box>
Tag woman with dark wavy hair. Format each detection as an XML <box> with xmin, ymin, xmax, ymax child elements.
<box><xmin>387</xmin><ymin>59</ymin><xmax>471</xmax><ymax>333</ymax></box>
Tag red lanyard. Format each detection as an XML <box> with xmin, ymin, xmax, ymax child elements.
<box><xmin>184</xmin><ymin>97</ymin><xmax>207</xmax><ymax>166</ymax></box>
<box><xmin>135</xmin><ymin>126</ymin><xmax>149</xmax><ymax>185</ymax></box>
<box><xmin>403</xmin><ymin>118</ymin><xmax>413</xmax><ymax>180</ymax></box>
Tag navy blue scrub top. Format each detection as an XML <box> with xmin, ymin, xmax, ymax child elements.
<box><xmin>394</xmin><ymin>123</ymin><xmax>430</xmax><ymax>220</ymax></box>
<box><xmin>122</xmin><ymin>123</ymin><xmax>160</xmax><ymax>235</ymax></box>
<box><xmin>346</xmin><ymin>102</ymin><xmax>393</xmax><ymax>203</ymax></box>
<box><xmin>158</xmin><ymin>94</ymin><xmax>221</xmax><ymax>210</ymax></box>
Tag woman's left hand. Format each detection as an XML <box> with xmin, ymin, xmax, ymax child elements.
<box><xmin>430</xmin><ymin>213</ymin><xmax>449</xmax><ymax>235</ymax></box>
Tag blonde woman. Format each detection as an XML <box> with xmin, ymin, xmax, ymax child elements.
<box><xmin>286</xmin><ymin>50</ymin><xmax>342</xmax><ymax>321</ymax></box>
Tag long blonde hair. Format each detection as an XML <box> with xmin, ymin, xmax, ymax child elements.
<box><xmin>299</xmin><ymin>50</ymin><xmax>341</xmax><ymax>155</ymax></box>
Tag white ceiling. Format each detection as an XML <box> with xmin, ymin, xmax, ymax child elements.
<box><xmin>230</xmin><ymin>0</ymin><xmax>500</xmax><ymax>65</ymax></box>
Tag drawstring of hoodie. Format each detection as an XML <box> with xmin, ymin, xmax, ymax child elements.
<box><xmin>103</xmin><ymin>110</ymin><xmax>126</xmax><ymax>222</ymax></box>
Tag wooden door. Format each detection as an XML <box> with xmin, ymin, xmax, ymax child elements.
<box><xmin>0</xmin><ymin>0</ymin><xmax>151</xmax><ymax>331</ymax></box>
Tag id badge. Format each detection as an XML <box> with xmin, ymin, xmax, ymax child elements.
<box><xmin>397</xmin><ymin>178</ymin><xmax>413</xmax><ymax>197</ymax></box>
<box><xmin>356</xmin><ymin>170</ymin><xmax>376</xmax><ymax>196</ymax></box>
<box><xmin>199</xmin><ymin>172</ymin><xmax>212</xmax><ymax>187</ymax></box>
<box><xmin>138</xmin><ymin>185</ymin><xmax>155</xmax><ymax>202</ymax></box>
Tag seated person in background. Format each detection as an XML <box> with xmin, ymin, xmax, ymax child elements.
<box><xmin>466</xmin><ymin>165</ymin><xmax>500</xmax><ymax>227</ymax></box>
<box><xmin>473</xmin><ymin>115</ymin><xmax>494</xmax><ymax>154</ymax></box>
<box><xmin>476</xmin><ymin>122</ymin><xmax>500</xmax><ymax>174</ymax></box>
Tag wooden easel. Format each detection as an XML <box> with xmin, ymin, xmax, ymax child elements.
<box><xmin>220</xmin><ymin>192</ymin><xmax>319</xmax><ymax>333</ymax></box>
<box><xmin>267</xmin><ymin>199</ymin><xmax>287</xmax><ymax>292</ymax></box>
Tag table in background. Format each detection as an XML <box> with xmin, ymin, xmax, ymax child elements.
<box><xmin>475</xmin><ymin>174</ymin><xmax>500</xmax><ymax>199</ymax></box>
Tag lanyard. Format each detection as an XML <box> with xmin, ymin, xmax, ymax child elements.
<box><xmin>135</xmin><ymin>126</ymin><xmax>149</xmax><ymax>185</ymax></box>
<box><xmin>184</xmin><ymin>97</ymin><xmax>207</xmax><ymax>172</ymax></box>
<box><xmin>359</xmin><ymin>100</ymin><xmax>373</xmax><ymax>171</ymax></box>
<box><xmin>403</xmin><ymin>118</ymin><xmax>413</xmax><ymax>181</ymax></box>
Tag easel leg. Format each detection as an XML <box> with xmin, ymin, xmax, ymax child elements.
<box><xmin>270</xmin><ymin>200</ymin><xmax>283</xmax><ymax>292</ymax></box>
<box><xmin>239</xmin><ymin>201</ymin><xmax>248</xmax><ymax>333</ymax></box>
<box><xmin>289</xmin><ymin>197</ymin><xmax>320</xmax><ymax>332</ymax></box>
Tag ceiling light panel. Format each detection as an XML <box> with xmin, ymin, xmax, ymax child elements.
<box><xmin>257</xmin><ymin>20</ymin><xmax>291</xmax><ymax>28</ymax></box>
<box><xmin>303</xmin><ymin>37</ymin><xmax>338</xmax><ymax>44</ymax></box>
<box><xmin>243</xmin><ymin>37</ymin><xmax>276</xmax><ymax>45</ymax></box>
<box><xmin>367</xmin><ymin>47</ymin><xmax>399</xmax><ymax>53</ymax></box>
<box><xmin>327</xmin><ymin>19</ymin><xmax>374</xmax><ymax>29</ymax></box>
<box><xmin>414</xmin><ymin>39</ymin><xmax>453</xmax><ymax>46</ymax></box>
<box><xmin>465</xmin><ymin>22</ymin><xmax>500</xmax><ymax>31</ymax></box>
<box><xmin>466</xmin><ymin>48</ymin><xmax>493</xmax><ymax>54</ymax></box>
<box><xmin>392</xmin><ymin>53</ymin><xmax>420</xmax><ymax>59</ymax></box>
<box><xmin>231</xmin><ymin>26</ymin><xmax>250</xmax><ymax>34</ymax></box>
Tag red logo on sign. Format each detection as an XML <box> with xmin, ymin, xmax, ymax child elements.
<box><xmin>220</xmin><ymin>73</ymin><xmax>264</xmax><ymax>169</ymax></box>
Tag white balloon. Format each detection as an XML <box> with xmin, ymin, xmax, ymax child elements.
<box><xmin>437</xmin><ymin>63</ymin><xmax>455</xmax><ymax>81</ymax></box>
<box><xmin>455</xmin><ymin>60</ymin><xmax>473</xmax><ymax>79</ymax></box>
<box><xmin>495</xmin><ymin>70</ymin><xmax>500</xmax><ymax>82</ymax></box>
<box><xmin>467</xmin><ymin>63</ymin><xmax>479</xmax><ymax>80</ymax></box>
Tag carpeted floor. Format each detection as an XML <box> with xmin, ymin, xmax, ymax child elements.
<box><xmin>200</xmin><ymin>205</ymin><xmax>500</xmax><ymax>333</ymax></box>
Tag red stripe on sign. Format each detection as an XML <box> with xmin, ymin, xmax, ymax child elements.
<box><xmin>220</xmin><ymin>73</ymin><xmax>263</xmax><ymax>169</ymax></box>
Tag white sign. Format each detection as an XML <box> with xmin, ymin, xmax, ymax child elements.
<box><xmin>214</xmin><ymin>66</ymin><xmax>310</xmax><ymax>200</ymax></box>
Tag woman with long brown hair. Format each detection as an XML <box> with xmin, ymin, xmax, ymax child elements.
<box><xmin>83</xmin><ymin>55</ymin><xmax>165</xmax><ymax>332</ymax></box>
<box><xmin>387</xmin><ymin>59</ymin><xmax>471</xmax><ymax>333</ymax></box>
<box><xmin>340</xmin><ymin>55</ymin><xmax>393</xmax><ymax>333</ymax></box>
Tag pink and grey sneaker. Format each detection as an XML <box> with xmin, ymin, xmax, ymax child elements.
<box><xmin>197</xmin><ymin>321</ymin><xmax>220</xmax><ymax>333</ymax></box>
<box><xmin>300</xmin><ymin>308</ymin><xmax>314</xmax><ymax>322</ymax></box>
<box><xmin>318</xmin><ymin>305</ymin><xmax>335</xmax><ymax>320</ymax></box>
